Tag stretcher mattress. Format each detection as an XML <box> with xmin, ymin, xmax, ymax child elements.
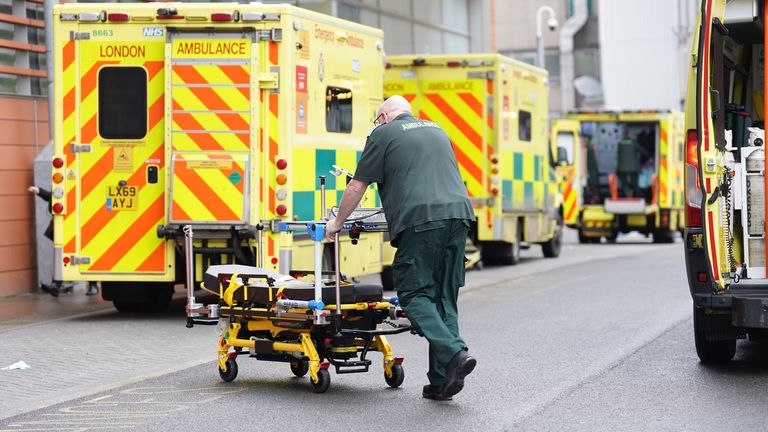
<box><xmin>203</xmin><ymin>265</ymin><xmax>383</xmax><ymax>305</ymax></box>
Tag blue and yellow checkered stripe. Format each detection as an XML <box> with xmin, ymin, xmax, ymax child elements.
<box><xmin>501</xmin><ymin>152</ymin><xmax>552</xmax><ymax>210</ymax></box>
<box><xmin>291</xmin><ymin>148</ymin><xmax>381</xmax><ymax>221</ymax></box>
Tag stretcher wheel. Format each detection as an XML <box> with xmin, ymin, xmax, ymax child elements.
<box><xmin>219</xmin><ymin>359</ymin><xmax>238</xmax><ymax>382</ymax></box>
<box><xmin>290</xmin><ymin>359</ymin><xmax>309</xmax><ymax>377</ymax></box>
<box><xmin>385</xmin><ymin>364</ymin><xmax>404</xmax><ymax>388</ymax></box>
<box><xmin>311</xmin><ymin>369</ymin><xmax>331</xmax><ymax>393</ymax></box>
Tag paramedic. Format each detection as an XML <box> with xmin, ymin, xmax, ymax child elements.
<box><xmin>325</xmin><ymin>95</ymin><xmax>476</xmax><ymax>401</ymax></box>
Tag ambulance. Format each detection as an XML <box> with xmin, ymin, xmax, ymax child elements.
<box><xmin>554</xmin><ymin>110</ymin><xmax>686</xmax><ymax>243</ymax></box>
<box><xmin>684</xmin><ymin>0</ymin><xmax>767</xmax><ymax>362</ymax></box>
<box><xmin>50</xmin><ymin>3</ymin><xmax>386</xmax><ymax>311</ymax></box>
<box><xmin>384</xmin><ymin>54</ymin><xmax>563</xmax><ymax>265</ymax></box>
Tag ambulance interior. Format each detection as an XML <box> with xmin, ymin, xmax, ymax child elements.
<box><xmin>715</xmin><ymin>2</ymin><xmax>765</xmax><ymax>280</ymax></box>
<box><xmin>580</xmin><ymin>121</ymin><xmax>657</xmax><ymax>204</ymax></box>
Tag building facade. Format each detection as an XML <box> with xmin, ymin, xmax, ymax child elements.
<box><xmin>0</xmin><ymin>0</ymin><xmax>49</xmax><ymax>297</ymax></box>
<box><xmin>496</xmin><ymin>0</ymin><xmax>698</xmax><ymax>116</ymax></box>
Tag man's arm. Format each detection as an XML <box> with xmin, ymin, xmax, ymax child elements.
<box><xmin>324</xmin><ymin>179</ymin><xmax>370</xmax><ymax>241</ymax></box>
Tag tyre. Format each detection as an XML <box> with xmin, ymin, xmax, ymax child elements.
<box><xmin>384</xmin><ymin>364</ymin><xmax>404</xmax><ymax>388</ymax></box>
<box><xmin>605</xmin><ymin>231</ymin><xmax>619</xmax><ymax>243</ymax></box>
<box><xmin>290</xmin><ymin>359</ymin><xmax>309</xmax><ymax>377</ymax></box>
<box><xmin>652</xmin><ymin>230</ymin><xmax>675</xmax><ymax>244</ymax></box>
<box><xmin>380</xmin><ymin>266</ymin><xmax>394</xmax><ymax>291</ymax></box>
<box><xmin>106</xmin><ymin>282</ymin><xmax>174</xmax><ymax>313</ymax></box>
<box><xmin>219</xmin><ymin>359</ymin><xmax>238</xmax><ymax>382</ymax></box>
<box><xmin>693</xmin><ymin>306</ymin><xmax>736</xmax><ymax>363</ymax></box>
<box><xmin>311</xmin><ymin>368</ymin><xmax>331</xmax><ymax>393</ymax></box>
<box><xmin>541</xmin><ymin>214</ymin><xmax>563</xmax><ymax>258</ymax></box>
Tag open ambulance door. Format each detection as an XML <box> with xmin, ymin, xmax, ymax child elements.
<box><xmin>693</xmin><ymin>0</ymin><xmax>730</xmax><ymax>292</ymax></box>
<box><xmin>552</xmin><ymin>119</ymin><xmax>581</xmax><ymax>226</ymax></box>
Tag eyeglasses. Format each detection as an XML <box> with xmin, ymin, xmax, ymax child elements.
<box><xmin>373</xmin><ymin>112</ymin><xmax>385</xmax><ymax>126</ymax></box>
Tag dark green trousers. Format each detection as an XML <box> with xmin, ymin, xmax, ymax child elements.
<box><xmin>393</xmin><ymin>218</ymin><xmax>469</xmax><ymax>386</ymax></box>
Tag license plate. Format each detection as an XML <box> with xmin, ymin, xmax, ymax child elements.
<box><xmin>106</xmin><ymin>186</ymin><xmax>137</xmax><ymax>211</ymax></box>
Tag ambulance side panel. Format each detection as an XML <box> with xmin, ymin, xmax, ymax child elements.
<box><xmin>280</xmin><ymin>9</ymin><xmax>385</xmax><ymax>276</ymax></box>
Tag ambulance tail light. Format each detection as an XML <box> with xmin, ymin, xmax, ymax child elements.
<box><xmin>52</xmin><ymin>203</ymin><xmax>64</xmax><ymax>214</ymax></box>
<box><xmin>685</xmin><ymin>129</ymin><xmax>703</xmax><ymax>228</ymax></box>
<box><xmin>52</xmin><ymin>157</ymin><xmax>64</xmax><ymax>169</ymax></box>
<box><xmin>276</xmin><ymin>159</ymin><xmax>287</xmax><ymax>170</ymax></box>
<box><xmin>385</xmin><ymin>63</ymin><xmax>392</xmax><ymax>69</ymax></box>
<box><xmin>446</xmin><ymin>61</ymin><xmax>462</xmax><ymax>68</ymax></box>
<box><xmin>211</xmin><ymin>12</ymin><xmax>232</xmax><ymax>22</ymax></box>
<box><xmin>107</xmin><ymin>12</ymin><xmax>129</xmax><ymax>22</ymax></box>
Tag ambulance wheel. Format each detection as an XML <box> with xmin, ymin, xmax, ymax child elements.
<box><xmin>542</xmin><ymin>214</ymin><xmax>563</xmax><ymax>258</ymax></box>
<box><xmin>693</xmin><ymin>306</ymin><xmax>736</xmax><ymax>363</ymax></box>
<box><xmin>652</xmin><ymin>230</ymin><xmax>675</xmax><ymax>244</ymax></box>
<box><xmin>381</xmin><ymin>266</ymin><xmax>394</xmax><ymax>291</ymax></box>
<box><xmin>311</xmin><ymin>369</ymin><xmax>331</xmax><ymax>393</ymax></box>
<box><xmin>385</xmin><ymin>364</ymin><xmax>404</xmax><ymax>388</ymax></box>
<box><xmin>219</xmin><ymin>359</ymin><xmax>238</xmax><ymax>382</ymax></box>
<box><xmin>290</xmin><ymin>359</ymin><xmax>309</xmax><ymax>377</ymax></box>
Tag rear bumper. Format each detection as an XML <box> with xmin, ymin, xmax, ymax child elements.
<box><xmin>693</xmin><ymin>291</ymin><xmax>768</xmax><ymax>329</ymax></box>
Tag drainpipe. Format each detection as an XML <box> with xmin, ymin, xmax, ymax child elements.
<box><xmin>559</xmin><ymin>0</ymin><xmax>588</xmax><ymax>114</ymax></box>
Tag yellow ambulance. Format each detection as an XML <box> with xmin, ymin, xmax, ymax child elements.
<box><xmin>684</xmin><ymin>0</ymin><xmax>766</xmax><ymax>362</ymax></box>
<box><xmin>50</xmin><ymin>3</ymin><xmax>385</xmax><ymax>311</ymax></box>
<box><xmin>384</xmin><ymin>54</ymin><xmax>563</xmax><ymax>265</ymax></box>
<box><xmin>555</xmin><ymin>110</ymin><xmax>686</xmax><ymax>243</ymax></box>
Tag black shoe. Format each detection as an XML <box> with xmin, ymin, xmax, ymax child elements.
<box><xmin>442</xmin><ymin>350</ymin><xmax>476</xmax><ymax>398</ymax></box>
<box><xmin>86</xmin><ymin>283</ymin><xmax>98</xmax><ymax>296</ymax></box>
<box><xmin>49</xmin><ymin>284</ymin><xmax>60</xmax><ymax>298</ymax></box>
<box><xmin>422</xmin><ymin>384</ymin><xmax>451</xmax><ymax>401</ymax></box>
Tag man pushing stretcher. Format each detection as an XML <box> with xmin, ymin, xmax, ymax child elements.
<box><xmin>325</xmin><ymin>95</ymin><xmax>477</xmax><ymax>401</ymax></box>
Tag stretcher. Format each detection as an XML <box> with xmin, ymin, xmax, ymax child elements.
<box><xmin>184</xmin><ymin>177</ymin><xmax>410</xmax><ymax>393</ymax></box>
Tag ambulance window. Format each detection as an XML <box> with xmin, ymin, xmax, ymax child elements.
<box><xmin>556</xmin><ymin>132</ymin><xmax>575</xmax><ymax>165</ymax></box>
<box><xmin>519</xmin><ymin>110</ymin><xmax>532</xmax><ymax>142</ymax></box>
<box><xmin>98</xmin><ymin>67</ymin><xmax>147</xmax><ymax>140</ymax></box>
<box><xmin>326</xmin><ymin>86</ymin><xmax>353</xmax><ymax>133</ymax></box>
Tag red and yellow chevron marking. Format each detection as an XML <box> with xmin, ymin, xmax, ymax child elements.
<box><xmin>658</xmin><ymin>124</ymin><xmax>669</xmax><ymax>207</ymax></box>
<box><xmin>171</xmin><ymin>63</ymin><xmax>250</xmax><ymax>152</ymax></box>
<box><xmin>74</xmin><ymin>42</ymin><xmax>167</xmax><ymax>274</ymax></box>
<box><xmin>61</xmin><ymin>40</ymin><xmax>78</xmax><ymax>254</ymax></box>
<box><xmin>561</xmin><ymin>166</ymin><xmax>578</xmax><ymax>224</ymax></box>
<box><xmin>170</xmin><ymin>154</ymin><xmax>247</xmax><ymax>223</ymax></box>
<box><xmin>264</xmin><ymin>41</ymin><xmax>280</xmax><ymax>261</ymax></box>
<box><xmin>421</xmin><ymin>90</ymin><xmax>485</xmax><ymax>197</ymax></box>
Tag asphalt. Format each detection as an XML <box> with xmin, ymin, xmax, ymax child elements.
<box><xmin>2</xmin><ymin>232</ymin><xmax>747</xmax><ymax>431</ymax></box>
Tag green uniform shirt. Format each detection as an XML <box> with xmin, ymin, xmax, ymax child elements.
<box><xmin>353</xmin><ymin>113</ymin><xmax>474</xmax><ymax>241</ymax></box>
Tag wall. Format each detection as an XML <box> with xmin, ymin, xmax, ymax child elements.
<box><xmin>598</xmin><ymin>0</ymin><xmax>698</xmax><ymax>110</ymax></box>
<box><xmin>0</xmin><ymin>96</ymin><xmax>48</xmax><ymax>297</ymax></box>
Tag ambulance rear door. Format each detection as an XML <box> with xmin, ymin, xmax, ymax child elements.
<box><xmin>166</xmin><ymin>29</ymin><xmax>260</xmax><ymax>226</ymax></box>
<box><xmin>408</xmin><ymin>63</ymin><xmax>492</xmax><ymax>203</ymax></box>
<box><xmin>75</xmin><ymin>31</ymin><xmax>169</xmax><ymax>278</ymax></box>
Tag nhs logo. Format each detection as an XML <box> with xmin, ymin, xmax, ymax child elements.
<box><xmin>142</xmin><ymin>27</ymin><xmax>163</xmax><ymax>37</ymax></box>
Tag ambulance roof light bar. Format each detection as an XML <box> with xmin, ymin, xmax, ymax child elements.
<box><xmin>78</xmin><ymin>11</ymin><xmax>105</xmax><ymax>22</ymax></box>
<box><xmin>211</xmin><ymin>12</ymin><xmax>233</xmax><ymax>22</ymax></box>
<box><xmin>107</xmin><ymin>12</ymin><xmax>129</xmax><ymax>22</ymax></box>
<box><xmin>157</xmin><ymin>8</ymin><xmax>184</xmax><ymax>20</ymax></box>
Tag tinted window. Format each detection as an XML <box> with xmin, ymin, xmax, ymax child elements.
<box><xmin>98</xmin><ymin>67</ymin><xmax>147</xmax><ymax>139</ymax></box>
<box><xmin>326</xmin><ymin>86</ymin><xmax>352</xmax><ymax>133</ymax></box>
<box><xmin>519</xmin><ymin>110</ymin><xmax>532</xmax><ymax>142</ymax></box>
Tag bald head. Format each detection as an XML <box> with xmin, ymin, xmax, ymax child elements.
<box><xmin>376</xmin><ymin>95</ymin><xmax>412</xmax><ymax>125</ymax></box>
